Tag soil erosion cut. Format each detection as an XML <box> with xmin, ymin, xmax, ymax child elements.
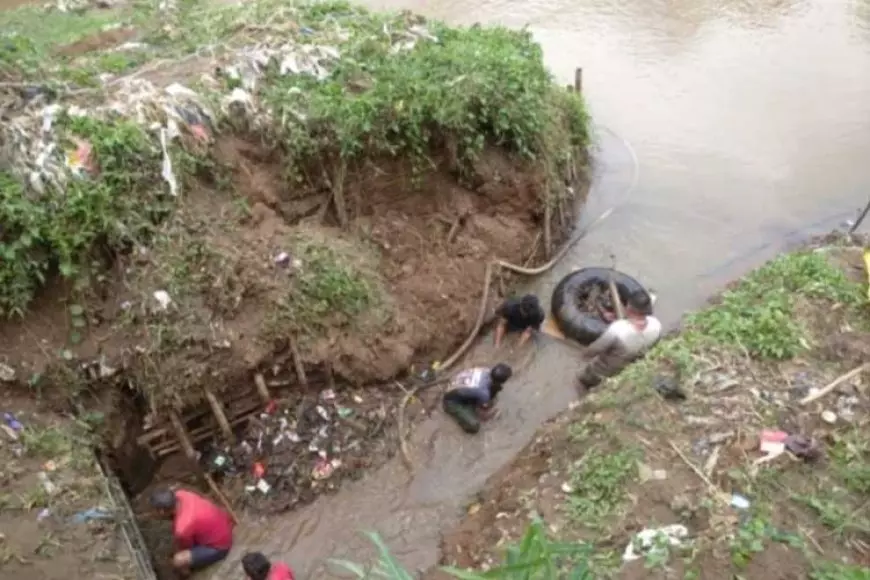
<box><xmin>0</xmin><ymin>0</ymin><xmax>590</xmax><ymax>574</ymax></box>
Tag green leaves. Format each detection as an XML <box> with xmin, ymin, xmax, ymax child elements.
<box><xmin>333</xmin><ymin>520</ymin><xmax>595</xmax><ymax>580</ymax></box>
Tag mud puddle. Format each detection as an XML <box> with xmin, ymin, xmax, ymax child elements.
<box><xmin>203</xmin><ymin>0</ymin><xmax>870</xmax><ymax>577</ymax></box>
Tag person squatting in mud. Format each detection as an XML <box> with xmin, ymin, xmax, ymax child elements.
<box><xmin>576</xmin><ymin>290</ymin><xmax>661</xmax><ymax>390</ymax></box>
<box><xmin>242</xmin><ymin>551</ymin><xmax>295</xmax><ymax>580</ymax></box>
<box><xmin>149</xmin><ymin>487</ymin><xmax>234</xmax><ymax>578</ymax></box>
<box><xmin>494</xmin><ymin>294</ymin><xmax>546</xmax><ymax>349</ymax></box>
<box><xmin>442</xmin><ymin>363</ymin><xmax>513</xmax><ymax>434</ymax></box>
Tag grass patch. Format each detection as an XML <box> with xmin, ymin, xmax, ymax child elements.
<box><xmin>811</xmin><ymin>561</ymin><xmax>870</xmax><ymax>580</ymax></box>
<box><xmin>690</xmin><ymin>251</ymin><xmax>864</xmax><ymax>359</ymax></box>
<box><xmin>271</xmin><ymin>236</ymin><xmax>383</xmax><ymax>335</ymax></box>
<box><xmin>564</xmin><ymin>443</ymin><xmax>639</xmax><ymax>526</ymax></box>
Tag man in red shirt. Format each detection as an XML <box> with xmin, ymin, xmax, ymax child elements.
<box><xmin>241</xmin><ymin>552</ymin><xmax>295</xmax><ymax>580</ymax></box>
<box><xmin>150</xmin><ymin>487</ymin><xmax>234</xmax><ymax>577</ymax></box>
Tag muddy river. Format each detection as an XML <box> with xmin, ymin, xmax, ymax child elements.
<box><xmin>220</xmin><ymin>0</ymin><xmax>870</xmax><ymax>576</ymax></box>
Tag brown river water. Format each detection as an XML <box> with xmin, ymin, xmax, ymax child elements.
<box><xmin>202</xmin><ymin>0</ymin><xmax>870</xmax><ymax>577</ymax></box>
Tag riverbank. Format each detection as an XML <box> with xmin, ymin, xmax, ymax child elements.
<box><xmin>0</xmin><ymin>0</ymin><xmax>589</xmax><ymax>577</ymax></box>
<box><xmin>434</xmin><ymin>235</ymin><xmax>870</xmax><ymax>579</ymax></box>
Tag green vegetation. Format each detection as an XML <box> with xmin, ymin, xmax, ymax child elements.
<box><xmin>615</xmin><ymin>250</ymin><xmax>867</xmax><ymax>387</ymax></box>
<box><xmin>689</xmin><ymin>251</ymin><xmax>864</xmax><ymax>359</ymax></box>
<box><xmin>330</xmin><ymin>521</ymin><xmax>597</xmax><ymax>579</ymax></box>
<box><xmin>564</xmin><ymin>445</ymin><xmax>639</xmax><ymax>526</ymax></box>
<box><xmin>0</xmin><ymin>0</ymin><xmax>587</xmax><ymax>322</ymax></box>
<box><xmin>273</xmin><ymin>237</ymin><xmax>382</xmax><ymax>333</ymax></box>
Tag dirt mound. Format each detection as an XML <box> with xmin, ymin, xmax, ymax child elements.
<box><xmin>435</xmin><ymin>245</ymin><xmax>870</xmax><ymax>578</ymax></box>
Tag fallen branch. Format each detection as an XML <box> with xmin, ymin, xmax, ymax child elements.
<box><xmin>849</xmin><ymin>197</ymin><xmax>870</xmax><ymax>234</ymax></box>
<box><xmin>669</xmin><ymin>441</ymin><xmax>728</xmax><ymax>504</ymax></box>
<box><xmin>800</xmin><ymin>365</ymin><xmax>867</xmax><ymax>406</ymax></box>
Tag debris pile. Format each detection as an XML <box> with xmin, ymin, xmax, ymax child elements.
<box><xmin>211</xmin><ymin>387</ymin><xmax>397</xmax><ymax>513</ymax></box>
<box><xmin>0</xmin><ymin>13</ymin><xmax>438</xmax><ymax>202</ymax></box>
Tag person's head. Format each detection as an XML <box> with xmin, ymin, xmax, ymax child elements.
<box><xmin>519</xmin><ymin>294</ymin><xmax>540</xmax><ymax>315</ymax></box>
<box><xmin>149</xmin><ymin>488</ymin><xmax>177</xmax><ymax>519</ymax></box>
<box><xmin>489</xmin><ymin>363</ymin><xmax>513</xmax><ymax>396</ymax></box>
<box><xmin>626</xmin><ymin>291</ymin><xmax>652</xmax><ymax>318</ymax></box>
<box><xmin>241</xmin><ymin>552</ymin><xmax>272</xmax><ymax>580</ymax></box>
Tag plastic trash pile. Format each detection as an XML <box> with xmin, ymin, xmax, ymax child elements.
<box><xmin>0</xmin><ymin>16</ymin><xmax>438</xmax><ymax>202</ymax></box>
<box><xmin>206</xmin><ymin>387</ymin><xmax>394</xmax><ymax>513</ymax></box>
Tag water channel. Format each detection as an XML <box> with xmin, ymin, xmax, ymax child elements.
<box><xmin>56</xmin><ymin>0</ymin><xmax>865</xmax><ymax>576</ymax></box>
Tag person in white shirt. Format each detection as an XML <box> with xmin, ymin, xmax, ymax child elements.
<box><xmin>577</xmin><ymin>290</ymin><xmax>662</xmax><ymax>390</ymax></box>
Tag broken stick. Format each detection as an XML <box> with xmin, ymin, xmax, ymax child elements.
<box><xmin>799</xmin><ymin>364</ymin><xmax>867</xmax><ymax>406</ymax></box>
<box><xmin>168</xmin><ymin>411</ymin><xmax>239</xmax><ymax>524</ymax></box>
<box><xmin>669</xmin><ymin>441</ymin><xmax>728</xmax><ymax>504</ymax></box>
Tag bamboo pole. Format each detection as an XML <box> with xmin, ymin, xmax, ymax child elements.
<box><xmin>204</xmin><ymin>388</ymin><xmax>234</xmax><ymax>442</ymax></box>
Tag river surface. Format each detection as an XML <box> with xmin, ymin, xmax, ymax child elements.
<box><xmin>211</xmin><ymin>0</ymin><xmax>870</xmax><ymax>577</ymax></box>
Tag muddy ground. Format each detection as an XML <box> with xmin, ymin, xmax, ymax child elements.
<box><xmin>0</xmin><ymin>395</ymin><xmax>137</xmax><ymax>579</ymax></box>
<box><xmin>432</xmin><ymin>240</ymin><xmax>870</xmax><ymax>579</ymax></box>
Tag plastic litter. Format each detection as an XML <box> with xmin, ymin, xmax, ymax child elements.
<box><xmin>784</xmin><ymin>434</ymin><xmax>822</xmax><ymax>462</ymax></box>
<box><xmin>0</xmin><ymin>425</ymin><xmax>19</xmax><ymax>441</ymax></box>
<box><xmin>0</xmin><ymin>364</ymin><xmax>15</xmax><ymax>382</ymax></box>
<box><xmin>72</xmin><ymin>508</ymin><xmax>114</xmax><ymax>524</ymax></box>
<box><xmin>755</xmin><ymin>430</ymin><xmax>788</xmax><ymax>465</ymax></box>
<box><xmin>2</xmin><ymin>413</ymin><xmax>23</xmax><ymax>432</ymax></box>
<box><xmin>38</xmin><ymin>472</ymin><xmax>58</xmax><ymax>495</ymax></box>
<box><xmin>622</xmin><ymin>524</ymin><xmax>688</xmax><ymax>562</ymax></box>
<box><xmin>730</xmin><ymin>494</ymin><xmax>751</xmax><ymax>510</ymax></box>
<box><xmin>152</xmin><ymin>290</ymin><xmax>172</xmax><ymax>310</ymax></box>
<box><xmin>821</xmin><ymin>410</ymin><xmax>837</xmax><ymax>424</ymax></box>
<box><xmin>37</xmin><ymin>508</ymin><xmax>51</xmax><ymax>522</ymax></box>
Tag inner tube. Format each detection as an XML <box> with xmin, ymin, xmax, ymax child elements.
<box><xmin>551</xmin><ymin>267</ymin><xmax>653</xmax><ymax>345</ymax></box>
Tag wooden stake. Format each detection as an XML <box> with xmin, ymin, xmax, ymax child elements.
<box><xmin>799</xmin><ymin>365</ymin><xmax>867</xmax><ymax>406</ymax></box>
<box><xmin>204</xmin><ymin>473</ymin><xmax>239</xmax><ymax>524</ymax></box>
<box><xmin>204</xmin><ymin>388</ymin><xmax>234</xmax><ymax>442</ymax></box>
<box><xmin>849</xmin><ymin>197</ymin><xmax>870</xmax><ymax>234</ymax></box>
<box><xmin>169</xmin><ymin>411</ymin><xmax>196</xmax><ymax>460</ymax></box>
<box><xmin>289</xmin><ymin>338</ymin><xmax>307</xmax><ymax>386</ymax></box>
<box><xmin>254</xmin><ymin>373</ymin><xmax>271</xmax><ymax>403</ymax></box>
<box><xmin>168</xmin><ymin>410</ymin><xmax>239</xmax><ymax>524</ymax></box>
<box><xmin>574</xmin><ymin>68</ymin><xmax>583</xmax><ymax>94</ymax></box>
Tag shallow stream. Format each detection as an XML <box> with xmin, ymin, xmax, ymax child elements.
<box><xmin>208</xmin><ymin>0</ymin><xmax>870</xmax><ymax>576</ymax></box>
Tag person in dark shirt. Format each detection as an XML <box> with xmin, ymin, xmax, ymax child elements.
<box><xmin>494</xmin><ymin>294</ymin><xmax>545</xmax><ymax>348</ymax></box>
<box><xmin>442</xmin><ymin>363</ymin><xmax>512</xmax><ymax>433</ymax></box>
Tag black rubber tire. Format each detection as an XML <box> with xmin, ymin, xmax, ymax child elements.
<box><xmin>443</xmin><ymin>399</ymin><xmax>481</xmax><ymax>434</ymax></box>
<box><xmin>551</xmin><ymin>267</ymin><xmax>653</xmax><ymax>345</ymax></box>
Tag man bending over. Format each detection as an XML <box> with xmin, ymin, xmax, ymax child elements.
<box><xmin>577</xmin><ymin>290</ymin><xmax>661</xmax><ymax>390</ymax></box>
<box><xmin>150</xmin><ymin>487</ymin><xmax>234</xmax><ymax>577</ymax></box>
<box><xmin>494</xmin><ymin>294</ymin><xmax>545</xmax><ymax>349</ymax></box>
<box><xmin>443</xmin><ymin>363</ymin><xmax>513</xmax><ymax>434</ymax></box>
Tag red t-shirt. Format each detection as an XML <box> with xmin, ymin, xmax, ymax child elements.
<box><xmin>173</xmin><ymin>490</ymin><xmax>234</xmax><ymax>550</ymax></box>
<box><xmin>268</xmin><ymin>562</ymin><xmax>295</xmax><ymax>580</ymax></box>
